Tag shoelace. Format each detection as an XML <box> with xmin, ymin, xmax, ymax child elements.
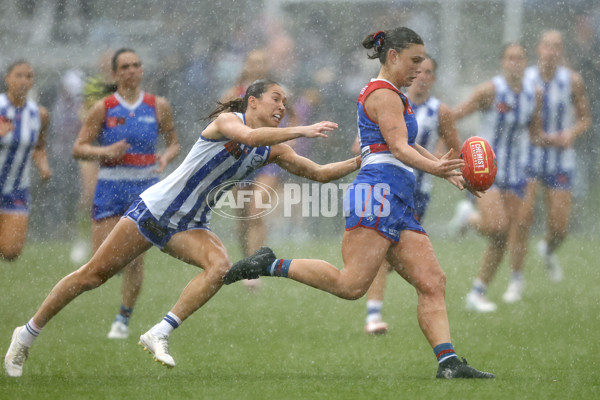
<box><xmin>11</xmin><ymin>342</ymin><xmax>28</xmax><ymax>365</ymax></box>
<box><xmin>156</xmin><ymin>336</ymin><xmax>170</xmax><ymax>354</ymax></box>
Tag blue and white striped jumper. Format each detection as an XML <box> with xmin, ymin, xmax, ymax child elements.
<box><xmin>139</xmin><ymin>112</ymin><xmax>271</xmax><ymax>231</ymax></box>
<box><xmin>523</xmin><ymin>65</ymin><xmax>576</xmax><ymax>184</ymax></box>
<box><xmin>0</xmin><ymin>93</ymin><xmax>42</xmax><ymax>211</ymax></box>
<box><xmin>477</xmin><ymin>75</ymin><xmax>537</xmax><ymax>193</ymax></box>
<box><xmin>410</xmin><ymin>96</ymin><xmax>441</xmax><ymax>218</ymax></box>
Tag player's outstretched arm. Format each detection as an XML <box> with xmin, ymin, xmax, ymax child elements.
<box><xmin>269</xmin><ymin>143</ymin><xmax>360</xmax><ymax>183</ymax></box>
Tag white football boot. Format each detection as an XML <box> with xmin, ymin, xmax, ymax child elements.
<box><xmin>448</xmin><ymin>200</ymin><xmax>476</xmax><ymax>237</ymax></box>
<box><xmin>4</xmin><ymin>326</ymin><xmax>29</xmax><ymax>377</ymax></box>
<box><xmin>502</xmin><ymin>280</ymin><xmax>524</xmax><ymax>303</ymax></box>
<box><xmin>139</xmin><ymin>331</ymin><xmax>175</xmax><ymax>368</ymax></box>
<box><xmin>365</xmin><ymin>320</ymin><xmax>389</xmax><ymax>335</ymax></box>
<box><xmin>537</xmin><ymin>240</ymin><xmax>563</xmax><ymax>283</ymax></box>
<box><xmin>466</xmin><ymin>291</ymin><xmax>497</xmax><ymax>312</ymax></box>
<box><xmin>107</xmin><ymin>320</ymin><xmax>129</xmax><ymax>339</ymax></box>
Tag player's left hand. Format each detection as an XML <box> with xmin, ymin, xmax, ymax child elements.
<box><xmin>432</xmin><ymin>150</ymin><xmax>464</xmax><ymax>179</ymax></box>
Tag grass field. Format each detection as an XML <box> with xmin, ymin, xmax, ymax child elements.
<box><xmin>2</xmin><ymin>232</ymin><xmax>599</xmax><ymax>399</ymax></box>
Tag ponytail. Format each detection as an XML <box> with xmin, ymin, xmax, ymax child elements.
<box><xmin>204</xmin><ymin>78</ymin><xmax>279</xmax><ymax>120</ymax></box>
<box><xmin>83</xmin><ymin>76</ymin><xmax>117</xmax><ymax>109</ymax></box>
<box><xmin>205</xmin><ymin>98</ymin><xmax>245</xmax><ymax>120</ymax></box>
<box><xmin>362</xmin><ymin>27</ymin><xmax>423</xmax><ymax>63</ymax></box>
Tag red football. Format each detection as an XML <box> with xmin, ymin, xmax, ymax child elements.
<box><xmin>460</xmin><ymin>136</ymin><xmax>497</xmax><ymax>191</ymax></box>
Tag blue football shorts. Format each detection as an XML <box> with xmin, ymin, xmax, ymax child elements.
<box><xmin>412</xmin><ymin>190</ymin><xmax>430</xmax><ymax>222</ymax></box>
<box><xmin>344</xmin><ymin>182</ymin><xmax>426</xmax><ymax>243</ymax></box>
<box><xmin>92</xmin><ymin>178</ymin><xmax>158</xmax><ymax>221</ymax></box>
<box><xmin>124</xmin><ymin>198</ymin><xmax>210</xmax><ymax>249</ymax></box>
<box><xmin>531</xmin><ymin>170</ymin><xmax>573</xmax><ymax>190</ymax></box>
<box><xmin>0</xmin><ymin>188</ymin><xmax>30</xmax><ymax>214</ymax></box>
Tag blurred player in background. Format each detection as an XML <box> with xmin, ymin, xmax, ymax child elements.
<box><xmin>73</xmin><ymin>48</ymin><xmax>180</xmax><ymax>339</ymax></box>
<box><xmin>450</xmin><ymin>43</ymin><xmax>543</xmax><ymax>311</ymax></box>
<box><xmin>511</xmin><ymin>30</ymin><xmax>591</xmax><ymax>289</ymax></box>
<box><xmin>225</xmin><ymin>28</ymin><xmax>493</xmax><ymax>379</ymax></box>
<box><xmin>361</xmin><ymin>55</ymin><xmax>461</xmax><ymax>334</ymax></box>
<box><xmin>0</xmin><ymin>60</ymin><xmax>51</xmax><ymax>261</ymax></box>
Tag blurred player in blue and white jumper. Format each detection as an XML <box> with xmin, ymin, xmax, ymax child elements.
<box><xmin>450</xmin><ymin>43</ymin><xmax>543</xmax><ymax>311</ymax></box>
<box><xmin>509</xmin><ymin>30</ymin><xmax>591</xmax><ymax>292</ymax></box>
<box><xmin>0</xmin><ymin>60</ymin><xmax>51</xmax><ymax>261</ymax></box>
<box><xmin>362</xmin><ymin>55</ymin><xmax>461</xmax><ymax>334</ymax></box>
<box><xmin>73</xmin><ymin>48</ymin><xmax>180</xmax><ymax>339</ymax></box>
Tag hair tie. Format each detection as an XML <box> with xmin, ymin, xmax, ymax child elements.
<box><xmin>373</xmin><ymin>31</ymin><xmax>385</xmax><ymax>52</ymax></box>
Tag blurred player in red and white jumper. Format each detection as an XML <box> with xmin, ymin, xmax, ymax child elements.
<box><xmin>73</xmin><ymin>48</ymin><xmax>180</xmax><ymax>339</ymax></box>
<box><xmin>510</xmin><ymin>30</ymin><xmax>591</xmax><ymax>289</ymax></box>
<box><xmin>451</xmin><ymin>43</ymin><xmax>543</xmax><ymax>312</ymax></box>
<box><xmin>0</xmin><ymin>60</ymin><xmax>51</xmax><ymax>261</ymax></box>
<box><xmin>360</xmin><ymin>55</ymin><xmax>461</xmax><ymax>334</ymax></box>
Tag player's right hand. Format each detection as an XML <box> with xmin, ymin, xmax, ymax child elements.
<box><xmin>104</xmin><ymin>139</ymin><xmax>131</xmax><ymax>160</ymax></box>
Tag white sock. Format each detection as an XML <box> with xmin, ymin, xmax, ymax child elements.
<box><xmin>150</xmin><ymin>312</ymin><xmax>182</xmax><ymax>336</ymax></box>
<box><xmin>18</xmin><ymin>318</ymin><xmax>42</xmax><ymax>347</ymax></box>
<box><xmin>510</xmin><ymin>271</ymin><xmax>524</xmax><ymax>282</ymax></box>
<box><xmin>366</xmin><ymin>300</ymin><xmax>383</xmax><ymax>324</ymax></box>
<box><xmin>472</xmin><ymin>278</ymin><xmax>487</xmax><ymax>295</ymax></box>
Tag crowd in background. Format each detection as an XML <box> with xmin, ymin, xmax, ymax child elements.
<box><xmin>0</xmin><ymin>0</ymin><xmax>598</xmax><ymax>242</ymax></box>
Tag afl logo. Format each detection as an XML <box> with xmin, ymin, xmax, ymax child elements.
<box><xmin>207</xmin><ymin>180</ymin><xmax>279</xmax><ymax>220</ymax></box>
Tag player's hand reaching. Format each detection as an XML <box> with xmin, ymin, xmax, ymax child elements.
<box><xmin>300</xmin><ymin>121</ymin><xmax>338</xmax><ymax>139</ymax></box>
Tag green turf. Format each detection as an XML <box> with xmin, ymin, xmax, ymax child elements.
<box><xmin>2</xmin><ymin>234</ymin><xmax>599</xmax><ymax>399</ymax></box>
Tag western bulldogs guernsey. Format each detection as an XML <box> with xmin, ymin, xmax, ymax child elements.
<box><xmin>138</xmin><ymin>112</ymin><xmax>270</xmax><ymax>236</ymax></box>
<box><xmin>523</xmin><ymin>65</ymin><xmax>575</xmax><ymax>185</ymax></box>
<box><xmin>0</xmin><ymin>93</ymin><xmax>42</xmax><ymax>200</ymax></box>
<box><xmin>344</xmin><ymin>79</ymin><xmax>424</xmax><ymax>242</ymax></box>
<box><xmin>478</xmin><ymin>75</ymin><xmax>537</xmax><ymax>192</ymax></box>
<box><xmin>93</xmin><ymin>92</ymin><xmax>160</xmax><ymax>220</ymax></box>
<box><xmin>355</xmin><ymin>79</ymin><xmax>418</xmax><ymax>205</ymax></box>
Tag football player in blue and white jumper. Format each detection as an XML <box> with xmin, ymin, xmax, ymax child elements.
<box><xmin>452</xmin><ymin>43</ymin><xmax>543</xmax><ymax>311</ymax></box>
<box><xmin>513</xmin><ymin>30</ymin><xmax>591</xmax><ymax>285</ymax></box>
<box><xmin>224</xmin><ymin>27</ymin><xmax>494</xmax><ymax>379</ymax></box>
<box><xmin>72</xmin><ymin>48</ymin><xmax>180</xmax><ymax>340</ymax></box>
<box><xmin>4</xmin><ymin>78</ymin><xmax>360</xmax><ymax>377</ymax></box>
<box><xmin>0</xmin><ymin>60</ymin><xmax>51</xmax><ymax>261</ymax></box>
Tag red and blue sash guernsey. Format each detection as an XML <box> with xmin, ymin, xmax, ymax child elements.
<box><xmin>354</xmin><ymin>79</ymin><xmax>418</xmax><ymax>207</ymax></box>
<box><xmin>98</xmin><ymin>92</ymin><xmax>160</xmax><ymax>181</ymax></box>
